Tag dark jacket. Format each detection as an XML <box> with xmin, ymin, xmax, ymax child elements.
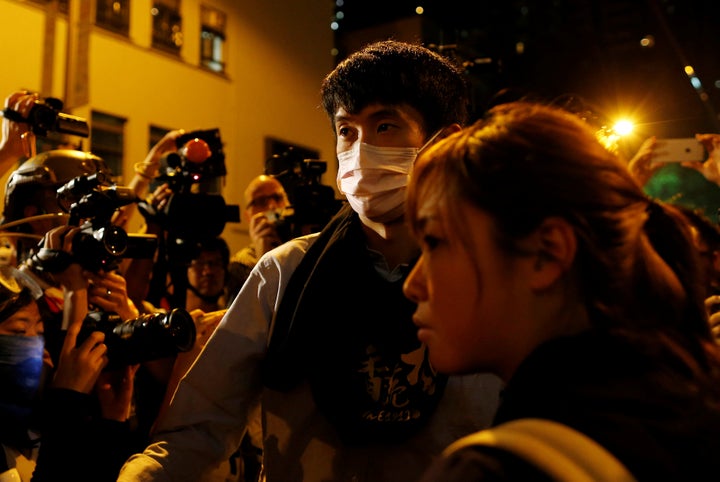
<box><xmin>31</xmin><ymin>388</ymin><xmax>144</xmax><ymax>482</ymax></box>
<box><xmin>419</xmin><ymin>331</ymin><xmax>720</xmax><ymax>481</ymax></box>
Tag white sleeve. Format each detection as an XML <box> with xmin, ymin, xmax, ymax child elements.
<box><xmin>118</xmin><ymin>235</ymin><xmax>315</xmax><ymax>481</ymax></box>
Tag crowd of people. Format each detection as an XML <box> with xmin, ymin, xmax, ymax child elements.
<box><xmin>1</xmin><ymin>38</ymin><xmax>720</xmax><ymax>482</ymax></box>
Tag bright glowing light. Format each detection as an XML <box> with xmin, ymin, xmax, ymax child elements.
<box><xmin>685</xmin><ymin>65</ymin><xmax>695</xmax><ymax>76</ymax></box>
<box><xmin>416</xmin><ymin>6</ymin><xmax>424</xmax><ymax>14</ymax></box>
<box><xmin>691</xmin><ymin>77</ymin><xmax>702</xmax><ymax>90</ymax></box>
<box><xmin>336</xmin><ymin>11</ymin><xmax>344</xmax><ymax>19</ymax></box>
<box><xmin>330</xmin><ymin>21</ymin><xmax>339</xmax><ymax>30</ymax></box>
<box><xmin>613</xmin><ymin>119</ymin><xmax>634</xmax><ymax>136</ymax></box>
<box><xmin>516</xmin><ymin>41</ymin><xmax>525</xmax><ymax>54</ymax></box>
<box><xmin>336</xmin><ymin>0</ymin><xmax>344</xmax><ymax>6</ymax></box>
<box><xmin>640</xmin><ymin>35</ymin><xmax>655</xmax><ymax>48</ymax></box>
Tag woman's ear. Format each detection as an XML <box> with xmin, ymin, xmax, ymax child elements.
<box><xmin>528</xmin><ymin>217</ymin><xmax>577</xmax><ymax>291</ymax></box>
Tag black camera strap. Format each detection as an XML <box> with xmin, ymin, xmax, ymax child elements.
<box><xmin>28</xmin><ymin>248</ymin><xmax>73</xmax><ymax>274</ymax></box>
<box><xmin>1</xmin><ymin>108</ymin><xmax>29</xmax><ymax>124</ymax></box>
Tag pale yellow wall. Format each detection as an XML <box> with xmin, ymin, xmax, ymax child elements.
<box><xmin>0</xmin><ymin>0</ymin><xmax>337</xmax><ymax>255</ymax></box>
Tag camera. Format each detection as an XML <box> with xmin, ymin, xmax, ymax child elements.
<box><xmin>77</xmin><ymin>308</ymin><xmax>196</xmax><ymax>369</ymax></box>
<box><xmin>156</xmin><ymin>128</ymin><xmax>227</xmax><ymax>193</ymax></box>
<box><xmin>148</xmin><ymin>128</ymin><xmax>240</xmax><ymax>241</ymax></box>
<box><xmin>54</xmin><ymin>173</ymin><xmax>158</xmax><ymax>272</ymax></box>
<box><xmin>265</xmin><ymin>206</ymin><xmax>296</xmax><ymax>243</ymax></box>
<box><xmin>2</xmin><ymin>96</ymin><xmax>89</xmax><ymax>138</ymax></box>
<box><xmin>265</xmin><ymin>151</ymin><xmax>341</xmax><ymax>241</ymax></box>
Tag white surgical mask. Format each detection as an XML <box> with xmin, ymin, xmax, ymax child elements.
<box><xmin>337</xmin><ymin>130</ymin><xmax>442</xmax><ymax>223</ymax></box>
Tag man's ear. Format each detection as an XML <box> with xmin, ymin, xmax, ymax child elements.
<box><xmin>528</xmin><ymin>217</ymin><xmax>577</xmax><ymax>291</ymax></box>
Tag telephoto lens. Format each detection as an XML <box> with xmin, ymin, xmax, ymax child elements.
<box><xmin>78</xmin><ymin>308</ymin><xmax>197</xmax><ymax>369</ymax></box>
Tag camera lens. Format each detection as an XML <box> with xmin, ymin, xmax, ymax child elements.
<box><xmin>80</xmin><ymin>308</ymin><xmax>197</xmax><ymax>369</ymax></box>
<box><xmin>98</xmin><ymin>225</ymin><xmax>129</xmax><ymax>256</ymax></box>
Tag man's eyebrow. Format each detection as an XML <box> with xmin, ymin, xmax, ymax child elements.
<box><xmin>334</xmin><ymin>107</ymin><xmax>402</xmax><ymax>125</ymax></box>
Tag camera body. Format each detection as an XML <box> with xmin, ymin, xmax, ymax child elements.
<box><xmin>77</xmin><ymin>308</ymin><xmax>196</xmax><ymax>369</ymax></box>
<box><xmin>55</xmin><ymin>173</ymin><xmax>158</xmax><ymax>272</ymax></box>
<box><xmin>157</xmin><ymin>128</ymin><xmax>227</xmax><ymax>193</ymax></box>
<box><xmin>265</xmin><ymin>153</ymin><xmax>341</xmax><ymax>241</ymax></box>
<box><xmin>265</xmin><ymin>206</ymin><xmax>296</xmax><ymax>243</ymax></box>
<box><xmin>2</xmin><ymin>96</ymin><xmax>89</xmax><ymax>138</ymax></box>
<box><xmin>150</xmin><ymin>128</ymin><xmax>240</xmax><ymax>243</ymax></box>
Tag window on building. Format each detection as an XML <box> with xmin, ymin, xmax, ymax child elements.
<box><xmin>91</xmin><ymin>111</ymin><xmax>126</xmax><ymax>182</ymax></box>
<box><xmin>200</xmin><ymin>6</ymin><xmax>226</xmax><ymax>73</ymax></box>
<box><xmin>95</xmin><ymin>0</ymin><xmax>130</xmax><ymax>36</ymax></box>
<box><xmin>152</xmin><ymin>0</ymin><xmax>183</xmax><ymax>54</ymax></box>
<box><xmin>149</xmin><ymin>125</ymin><xmax>171</xmax><ymax>150</ymax></box>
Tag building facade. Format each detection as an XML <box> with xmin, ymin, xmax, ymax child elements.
<box><xmin>0</xmin><ymin>0</ymin><xmax>336</xmax><ymax>253</ymax></box>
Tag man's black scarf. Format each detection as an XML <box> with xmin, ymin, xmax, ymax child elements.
<box><xmin>263</xmin><ymin>204</ymin><xmax>447</xmax><ymax>444</ymax></box>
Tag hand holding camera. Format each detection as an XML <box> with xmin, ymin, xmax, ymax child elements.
<box><xmin>1</xmin><ymin>94</ymin><xmax>89</xmax><ymax>138</ymax></box>
<box><xmin>250</xmin><ymin>209</ymin><xmax>288</xmax><ymax>256</ymax></box>
<box><xmin>0</xmin><ymin>91</ymin><xmax>38</xmax><ymax>167</ymax></box>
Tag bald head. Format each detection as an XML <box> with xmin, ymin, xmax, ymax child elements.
<box><xmin>243</xmin><ymin>175</ymin><xmax>289</xmax><ymax>219</ymax></box>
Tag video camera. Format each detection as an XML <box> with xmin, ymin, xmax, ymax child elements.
<box><xmin>146</xmin><ymin>128</ymin><xmax>240</xmax><ymax>242</ymax></box>
<box><xmin>2</xmin><ymin>96</ymin><xmax>89</xmax><ymax>138</ymax></box>
<box><xmin>265</xmin><ymin>149</ymin><xmax>341</xmax><ymax>240</ymax></box>
<box><xmin>50</xmin><ymin>172</ymin><xmax>157</xmax><ymax>272</ymax></box>
<box><xmin>77</xmin><ymin>308</ymin><xmax>196</xmax><ymax>369</ymax></box>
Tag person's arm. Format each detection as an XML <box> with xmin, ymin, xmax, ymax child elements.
<box><xmin>248</xmin><ymin>210</ymin><xmax>285</xmax><ymax>258</ymax></box>
<box><xmin>154</xmin><ymin>309</ymin><xmax>226</xmax><ymax>426</ymax></box>
<box><xmin>627</xmin><ymin>136</ymin><xmax>660</xmax><ymax>186</ymax></box>
<box><xmin>683</xmin><ymin>133</ymin><xmax>720</xmax><ymax>185</ymax></box>
<box><xmin>111</xmin><ymin>129</ymin><xmax>184</xmax><ymax>231</ymax></box>
<box><xmin>118</xmin><ymin>238</ymin><xmax>310</xmax><ymax>481</ymax></box>
<box><xmin>0</xmin><ymin>91</ymin><xmax>38</xmax><ymax>174</ymax></box>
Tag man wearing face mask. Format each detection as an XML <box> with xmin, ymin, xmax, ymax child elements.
<box><xmin>120</xmin><ymin>40</ymin><xmax>503</xmax><ymax>482</ymax></box>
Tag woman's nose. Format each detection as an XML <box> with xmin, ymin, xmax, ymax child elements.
<box><xmin>403</xmin><ymin>255</ymin><xmax>428</xmax><ymax>303</ymax></box>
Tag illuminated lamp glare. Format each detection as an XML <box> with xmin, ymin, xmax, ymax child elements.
<box><xmin>612</xmin><ymin>120</ymin><xmax>634</xmax><ymax>136</ymax></box>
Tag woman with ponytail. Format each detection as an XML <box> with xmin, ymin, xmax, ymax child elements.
<box><xmin>405</xmin><ymin>101</ymin><xmax>720</xmax><ymax>481</ymax></box>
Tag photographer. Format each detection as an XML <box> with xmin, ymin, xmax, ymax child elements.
<box><xmin>0</xmin><ymin>148</ymin><xmax>125</xmax><ymax>361</ymax></box>
<box><xmin>0</xmin><ymin>227</ymin><xmax>139</xmax><ymax>482</ymax></box>
<box><xmin>227</xmin><ymin>174</ymin><xmax>290</xmax><ymax>300</ymax></box>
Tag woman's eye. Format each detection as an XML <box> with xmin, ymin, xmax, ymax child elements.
<box><xmin>338</xmin><ymin>127</ymin><xmax>349</xmax><ymax>137</ymax></box>
<box><xmin>377</xmin><ymin>123</ymin><xmax>393</xmax><ymax>133</ymax></box>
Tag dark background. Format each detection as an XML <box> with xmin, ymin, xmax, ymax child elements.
<box><xmin>333</xmin><ymin>0</ymin><xmax>720</xmax><ymax>157</ymax></box>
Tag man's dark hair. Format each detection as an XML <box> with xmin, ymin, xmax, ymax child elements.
<box><xmin>320</xmin><ymin>40</ymin><xmax>470</xmax><ymax>134</ymax></box>
<box><xmin>195</xmin><ymin>236</ymin><xmax>230</xmax><ymax>268</ymax></box>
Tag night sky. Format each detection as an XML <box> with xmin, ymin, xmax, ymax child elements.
<box><xmin>333</xmin><ymin>0</ymin><xmax>720</xmax><ymax>150</ymax></box>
